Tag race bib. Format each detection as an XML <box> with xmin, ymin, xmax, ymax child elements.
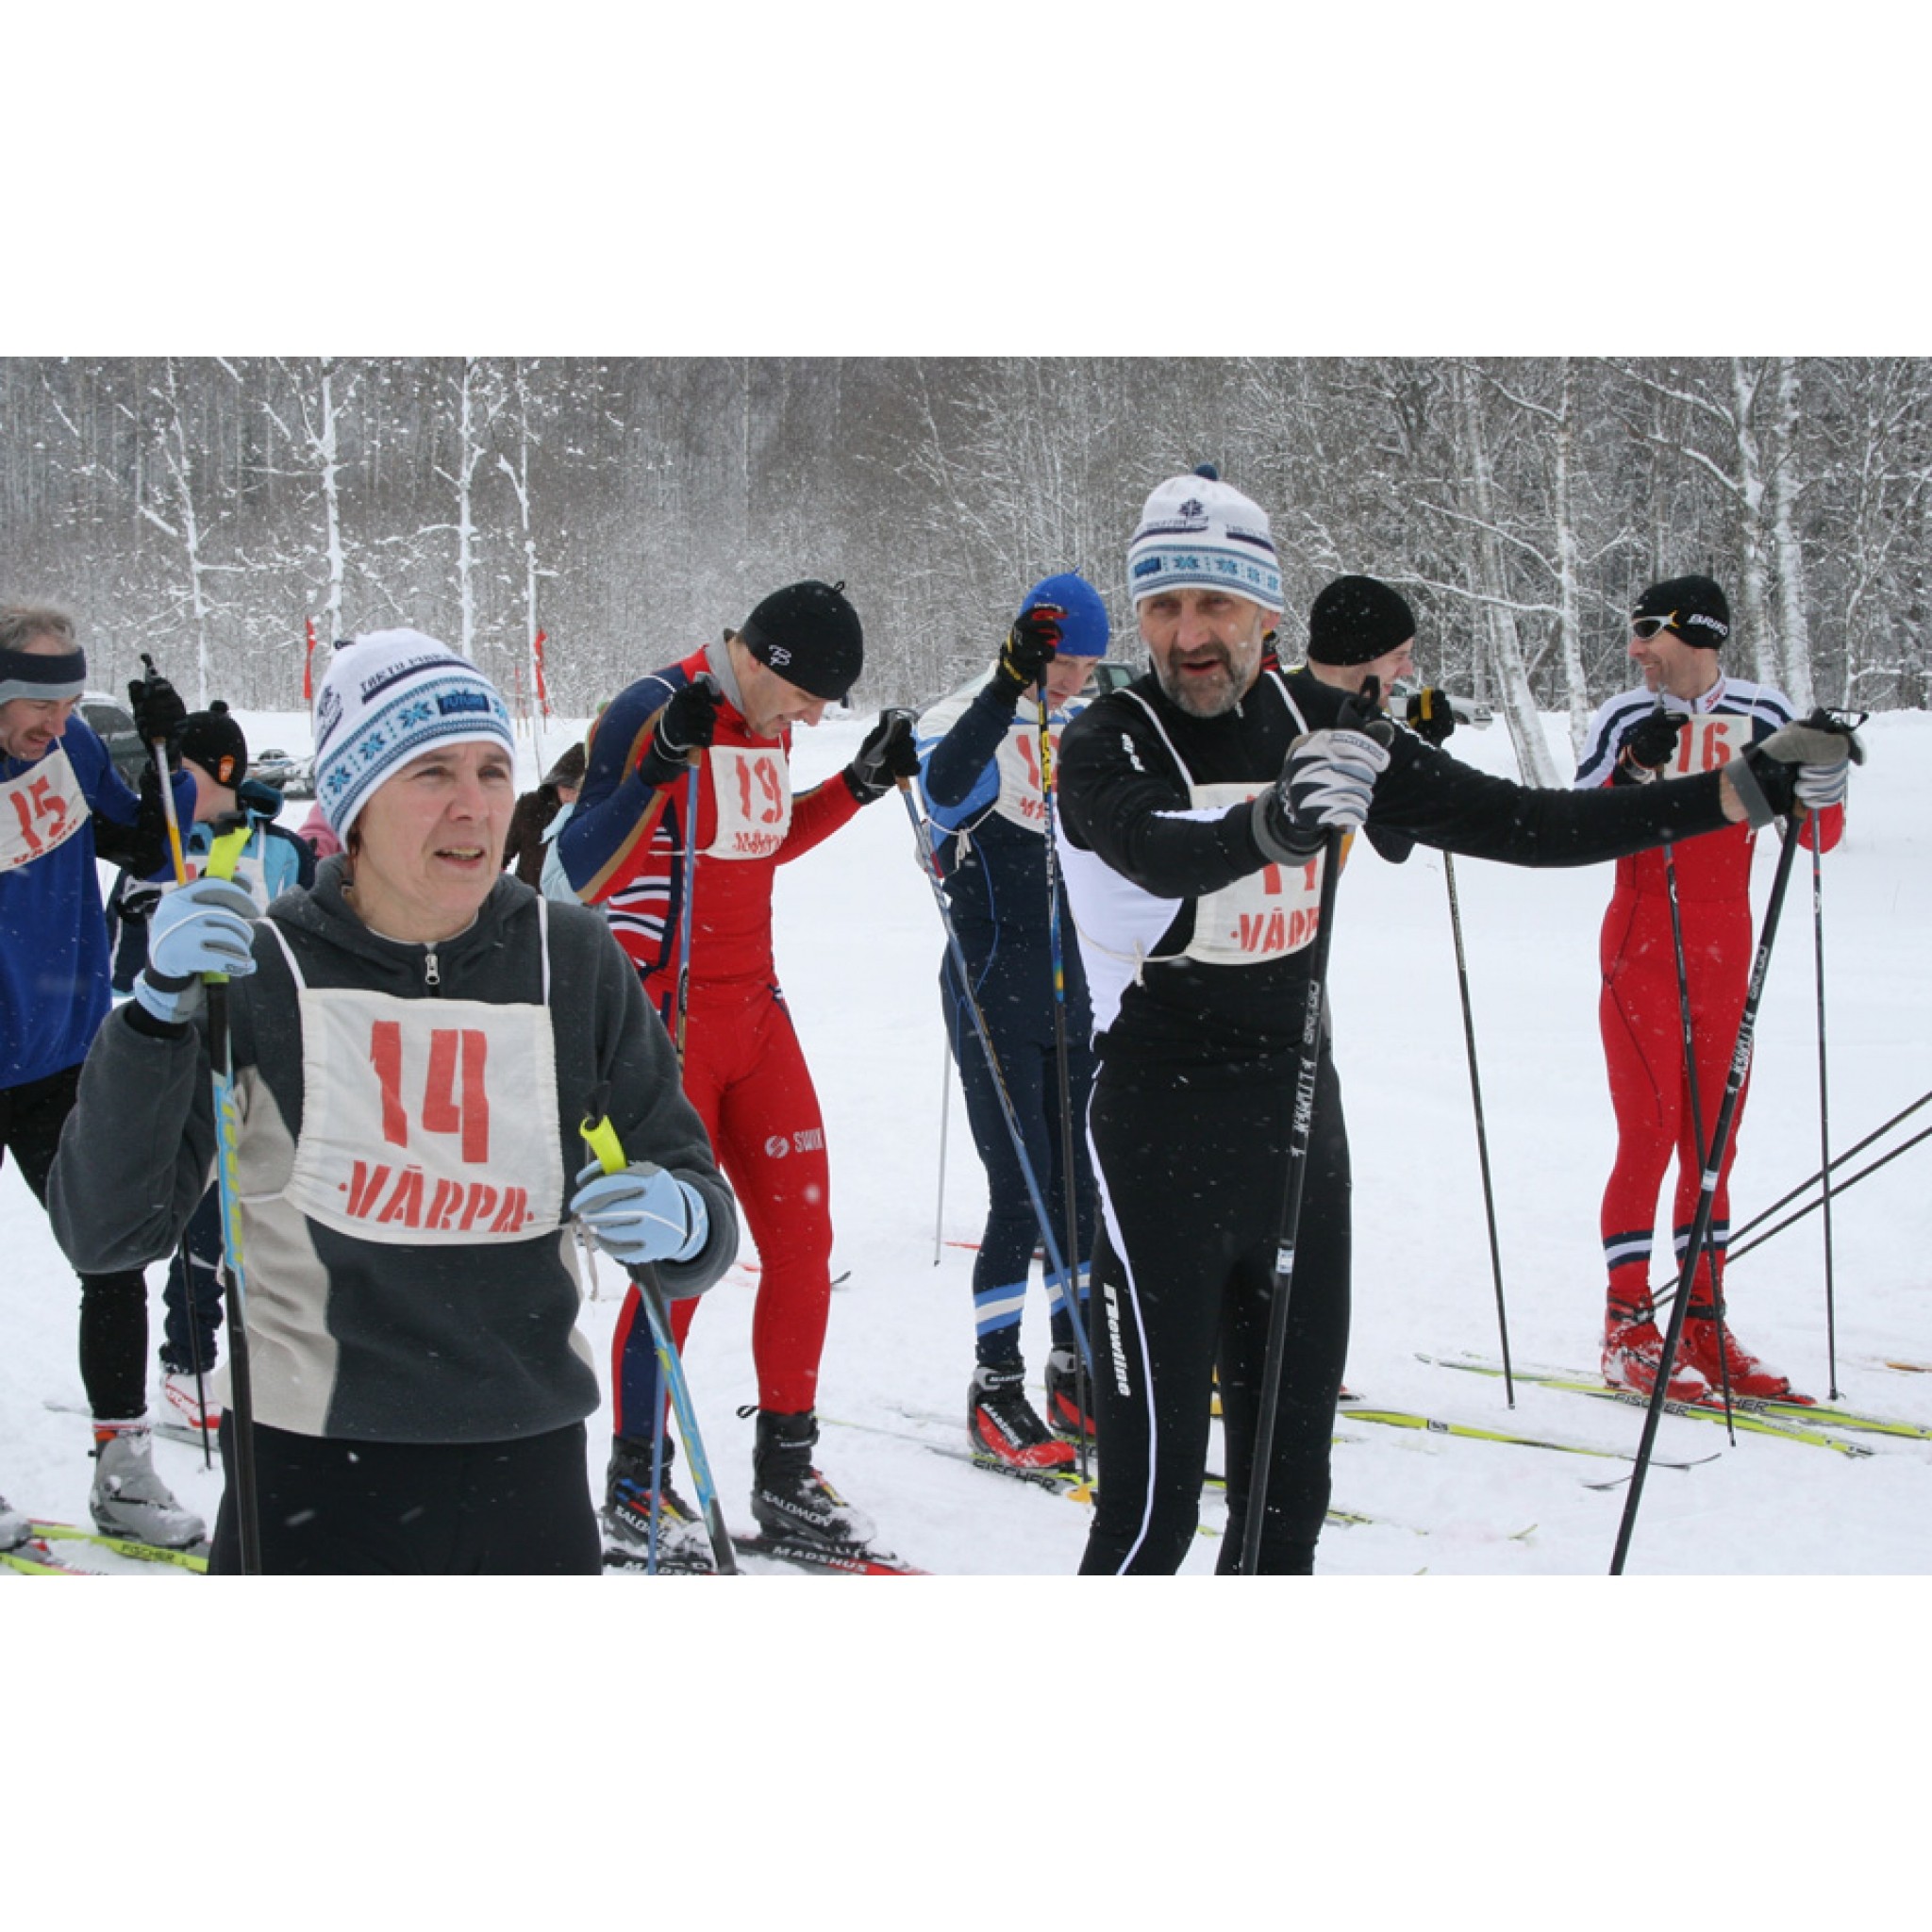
<box><xmin>989</xmin><ymin>722</ymin><xmax>1060</xmax><ymax>833</ymax></box>
<box><xmin>281</xmin><ymin>987</ymin><xmax>565</xmax><ymax>1246</ymax></box>
<box><xmin>1666</xmin><ymin>712</ymin><xmax>1749</xmax><ymax>775</ymax></box>
<box><xmin>704</xmin><ymin>746</ymin><xmax>792</xmax><ymax>860</ymax></box>
<box><xmin>0</xmin><ymin>746</ymin><xmax>88</xmax><ymax>874</ymax></box>
<box><xmin>1186</xmin><ymin>781</ymin><xmax>1327</xmax><ymax>965</ymax></box>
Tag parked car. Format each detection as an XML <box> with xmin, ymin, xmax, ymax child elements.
<box><xmin>79</xmin><ymin>692</ymin><xmax>150</xmax><ymax>790</ymax></box>
<box><xmin>248</xmin><ymin>748</ymin><xmax>313</xmax><ymax>797</ymax></box>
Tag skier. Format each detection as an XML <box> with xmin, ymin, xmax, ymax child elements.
<box><xmin>0</xmin><ymin>604</ymin><xmax>202</xmax><ymax>1550</ymax></box>
<box><xmin>48</xmin><ymin>630</ymin><xmax>737</xmax><ymax>1574</ymax></box>
<box><xmin>1053</xmin><ymin>470</ymin><xmax>1857</xmax><ymax>1574</ymax></box>
<box><xmin>559</xmin><ymin>581</ymin><xmax>920</xmax><ymax>1571</ymax></box>
<box><xmin>915</xmin><ymin>573</ymin><xmax>1108</xmax><ymax>1472</ymax></box>
<box><xmin>110</xmin><ymin>701</ymin><xmax>316</xmax><ymax>1441</ymax></box>
<box><xmin>1575</xmin><ymin>575</ymin><xmax>1844</xmax><ymax>1403</ymax></box>
<box><xmin>502</xmin><ymin>741</ymin><xmax>584</xmax><ymax>886</ymax></box>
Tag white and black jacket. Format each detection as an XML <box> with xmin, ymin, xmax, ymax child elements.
<box><xmin>1055</xmin><ymin>665</ymin><xmax>1734</xmax><ymax>1071</ymax></box>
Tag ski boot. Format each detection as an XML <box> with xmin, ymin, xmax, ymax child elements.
<box><xmin>1679</xmin><ymin>1300</ymin><xmax>1810</xmax><ymax>1403</ymax></box>
<box><xmin>1044</xmin><ymin>1346</ymin><xmax>1097</xmax><ymax>1443</ymax></box>
<box><xmin>750</xmin><ymin>1409</ymin><xmax>875</xmax><ymax>1550</ymax></box>
<box><xmin>602</xmin><ymin>1435</ymin><xmax>716</xmax><ymax>1574</ymax></box>
<box><xmin>89</xmin><ymin>1423</ymin><xmax>208</xmax><ymax>1549</ymax></box>
<box><xmin>1601</xmin><ymin>1296</ymin><xmax>1709</xmax><ymax>1403</ymax></box>
<box><xmin>161</xmin><ymin>1361</ymin><xmax>224</xmax><ymax>1441</ymax></box>
<box><xmin>968</xmin><ymin>1364</ymin><xmax>1077</xmax><ymax>1474</ymax></box>
<box><xmin>0</xmin><ymin>1494</ymin><xmax>29</xmax><ymax>1552</ymax></box>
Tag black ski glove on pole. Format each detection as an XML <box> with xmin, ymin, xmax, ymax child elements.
<box><xmin>128</xmin><ymin>657</ymin><xmax>187</xmax><ymax>756</ymax></box>
<box><xmin>992</xmin><ymin>605</ymin><xmax>1064</xmax><ymax>700</ymax></box>
<box><xmin>1615</xmin><ymin>708</ymin><xmax>1690</xmax><ymax>781</ymax></box>
<box><xmin>1404</xmin><ymin>687</ymin><xmax>1457</xmax><ymax>747</ymax></box>
<box><xmin>638</xmin><ymin>677</ymin><xmax>720</xmax><ymax>790</ymax></box>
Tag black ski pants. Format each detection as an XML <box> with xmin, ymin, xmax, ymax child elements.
<box><xmin>2</xmin><ymin>1061</ymin><xmax>152</xmax><ymax>1421</ymax></box>
<box><xmin>1078</xmin><ymin>1042</ymin><xmax>1351</xmax><ymax>1575</ymax></box>
<box><xmin>210</xmin><ymin>1418</ymin><xmax>602</xmax><ymax>1574</ymax></box>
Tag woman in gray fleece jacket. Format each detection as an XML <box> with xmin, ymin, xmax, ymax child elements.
<box><xmin>50</xmin><ymin>631</ymin><xmax>736</xmax><ymax>1574</ymax></box>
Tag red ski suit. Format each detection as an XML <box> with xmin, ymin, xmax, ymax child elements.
<box><xmin>560</xmin><ymin>644</ymin><xmax>859</xmax><ymax>1428</ymax></box>
<box><xmin>1574</xmin><ymin>679</ymin><xmax>1842</xmax><ymax>1307</ymax></box>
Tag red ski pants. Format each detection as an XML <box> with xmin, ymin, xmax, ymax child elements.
<box><xmin>1597</xmin><ymin>890</ymin><xmax>1752</xmax><ymax>1307</ymax></box>
<box><xmin>611</xmin><ymin>978</ymin><xmax>834</xmax><ymax>1437</ymax></box>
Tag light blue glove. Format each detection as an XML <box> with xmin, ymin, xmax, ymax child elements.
<box><xmin>133</xmin><ymin>875</ymin><xmax>260</xmax><ymax>1024</ymax></box>
<box><xmin>571</xmin><ymin>1159</ymin><xmax>708</xmax><ymax>1268</ymax></box>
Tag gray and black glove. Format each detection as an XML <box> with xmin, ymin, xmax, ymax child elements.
<box><xmin>843</xmin><ymin>708</ymin><xmax>921</xmax><ymax>804</ymax></box>
<box><xmin>1730</xmin><ymin>711</ymin><xmax>1865</xmax><ymax>826</ymax></box>
<box><xmin>1251</xmin><ymin>725</ymin><xmax>1392</xmax><ymax>863</ymax></box>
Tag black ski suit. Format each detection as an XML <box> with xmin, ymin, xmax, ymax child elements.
<box><xmin>1054</xmin><ymin>664</ymin><xmax>1735</xmax><ymax>1573</ymax></box>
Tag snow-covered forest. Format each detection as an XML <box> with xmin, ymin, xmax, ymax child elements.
<box><xmin>7</xmin><ymin>358</ymin><xmax>1928</xmax><ymax>751</ymax></box>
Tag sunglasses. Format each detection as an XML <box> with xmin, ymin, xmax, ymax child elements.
<box><xmin>1630</xmin><ymin>613</ymin><xmax>1677</xmax><ymax>641</ymax></box>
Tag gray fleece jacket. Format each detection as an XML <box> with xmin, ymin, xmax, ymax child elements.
<box><xmin>48</xmin><ymin>860</ymin><xmax>737</xmax><ymax>1444</ymax></box>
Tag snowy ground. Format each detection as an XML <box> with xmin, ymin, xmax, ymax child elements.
<box><xmin>11</xmin><ymin>698</ymin><xmax>1925</xmax><ymax>1898</ymax></box>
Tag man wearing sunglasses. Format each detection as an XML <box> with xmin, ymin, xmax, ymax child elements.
<box><xmin>1574</xmin><ymin>575</ymin><xmax>1844</xmax><ymax>1407</ymax></box>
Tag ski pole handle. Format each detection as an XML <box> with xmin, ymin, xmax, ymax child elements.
<box><xmin>200</xmin><ymin>814</ymin><xmax>255</xmax><ymax>987</ymax></box>
<box><xmin>144</xmin><ymin>657</ymin><xmax>190</xmax><ymax>886</ymax></box>
<box><xmin>581</xmin><ymin>1104</ymin><xmax>626</xmax><ymax>1179</ymax></box>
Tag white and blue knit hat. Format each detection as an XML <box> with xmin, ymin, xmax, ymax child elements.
<box><xmin>1125</xmin><ymin>464</ymin><xmax>1283</xmax><ymax>614</ymax></box>
<box><xmin>312</xmin><ymin>628</ymin><xmax>514</xmax><ymax>840</ymax></box>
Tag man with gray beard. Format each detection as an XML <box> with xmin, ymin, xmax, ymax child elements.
<box><xmin>1053</xmin><ymin>467</ymin><xmax>1856</xmax><ymax>1573</ymax></box>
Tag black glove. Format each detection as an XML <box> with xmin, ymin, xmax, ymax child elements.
<box><xmin>236</xmin><ymin>775</ymin><xmax>284</xmax><ymax>816</ymax></box>
<box><xmin>1404</xmin><ymin>688</ymin><xmax>1457</xmax><ymax>747</ymax></box>
<box><xmin>843</xmin><ymin>708</ymin><xmax>921</xmax><ymax>805</ymax></box>
<box><xmin>94</xmin><ymin>759</ymin><xmax>175</xmax><ymax>876</ymax></box>
<box><xmin>1731</xmin><ymin>710</ymin><xmax>1866</xmax><ymax>827</ymax></box>
<box><xmin>993</xmin><ymin>605</ymin><xmax>1064</xmax><ymax>699</ymax></box>
<box><xmin>127</xmin><ymin>662</ymin><xmax>187</xmax><ymax>754</ymax></box>
<box><xmin>637</xmin><ymin>677</ymin><xmax>720</xmax><ymax>790</ymax></box>
<box><xmin>118</xmin><ymin>878</ymin><xmax>164</xmax><ymax>923</ymax></box>
<box><xmin>1616</xmin><ymin>708</ymin><xmax>1689</xmax><ymax>780</ymax></box>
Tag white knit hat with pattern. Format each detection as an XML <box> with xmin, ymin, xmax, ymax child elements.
<box><xmin>1126</xmin><ymin>464</ymin><xmax>1283</xmax><ymax>614</ymax></box>
<box><xmin>312</xmin><ymin>628</ymin><xmax>514</xmax><ymax>839</ymax></box>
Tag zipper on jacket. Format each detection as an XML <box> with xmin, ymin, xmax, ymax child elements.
<box><xmin>424</xmin><ymin>945</ymin><xmax>441</xmax><ymax>990</ymax></box>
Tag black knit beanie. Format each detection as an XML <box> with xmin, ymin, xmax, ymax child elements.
<box><xmin>1632</xmin><ymin>575</ymin><xmax>1729</xmax><ymax>649</ymax></box>
<box><xmin>176</xmin><ymin>700</ymin><xmax>248</xmax><ymax>787</ymax></box>
<box><xmin>1308</xmin><ymin>575</ymin><xmax>1417</xmax><ymax>666</ymax></box>
<box><xmin>738</xmin><ymin>580</ymin><xmax>864</xmax><ymax>700</ymax></box>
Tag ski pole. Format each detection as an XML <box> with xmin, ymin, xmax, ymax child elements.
<box><xmin>1037</xmin><ymin>683</ymin><xmax>1094</xmax><ymax>1476</ymax></box>
<box><xmin>146</xmin><ymin>702</ymin><xmax>214</xmax><ymax>1469</ymax></box>
<box><xmin>1243</xmin><ymin>687</ymin><xmax>1393</xmax><ymax>1576</ymax></box>
<box><xmin>1652</xmin><ymin>1087</ymin><xmax>1932</xmax><ymax>1282</ymax></box>
<box><xmin>579</xmin><ymin>1090</ymin><xmax>738</xmax><ymax>1575</ymax></box>
<box><xmin>1724</xmin><ymin>1124</ymin><xmax>1932</xmax><ymax>1263</ymax></box>
<box><xmin>896</xmin><ymin>780</ymin><xmax>1093</xmax><ymax>1379</ymax></box>
<box><xmin>202</xmin><ymin>814</ymin><xmax>263</xmax><ymax>1574</ymax></box>
<box><xmin>673</xmin><ymin>752</ymin><xmax>701</xmax><ymax>1070</ymax></box>
<box><xmin>1810</xmin><ymin>835</ymin><xmax>1840</xmax><ymax>1399</ymax></box>
<box><xmin>1441</xmin><ymin>851</ymin><xmax>1514</xmax><ymax>1405</ymax></box>
<box><xmin>1662</xmin><ymin>836</ymin><xmax>1735</xmax><ymax>1434</ymax></box>
<box><xmin>1611</xmin><ymin>817</ymin><xmax>1805</xmax><ymax>1574</ymax></box>
<box><xmin>933</xmin><ymin>1038</ymin><xmax>951</xmax><ymax>1268</ymax></box>
<box><xmin>141</xmin><ymin>653</ymin><xmax>189</xmax><ymax>886</ymax></box>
